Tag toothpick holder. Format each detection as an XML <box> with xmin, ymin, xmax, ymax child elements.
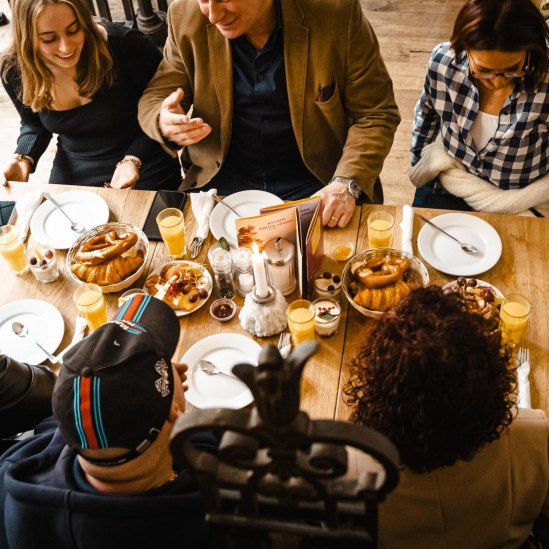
<box><xmin>239</xmin><ymin>284</ymin><xmax>288</xmax><ymax>337</ymax></box>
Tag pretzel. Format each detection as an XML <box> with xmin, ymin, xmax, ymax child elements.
<box><xmin>75</xmin><ymin>231</ymin><xmax>138</xmax><ymax>265</ymax></box>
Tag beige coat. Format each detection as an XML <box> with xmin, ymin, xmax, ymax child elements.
<box><xmin>349</xmin><ymin>408</ymin><xmax>549</xmax><ymax>548</ymax></box>
<box><xmin>137</xmin><ymin>0</ymin><xmax>400</xmax><ymax>199</ymax></box>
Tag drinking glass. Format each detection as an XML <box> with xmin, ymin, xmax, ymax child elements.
<box><xmin>0</xmin><ymin>225</ymin><xmax>28</xmax><ymax>275</ymax></box>
<box><xmin>156</xmin><ymin>208</ymin><xmax>186</xmax><ymax>258</ymax></box>
<box><xmin>73</xmin><ymin>283</ymin><xmax>108</xmax><ymax>332</ymax></box>
<box><xmin>26</xmin><ymin>246</ymin><xmax>60</xmax><ymax>283</ymax></box>
<box><xmin>500</xmin><ymin>294</ymin><xmax>531</xmax><ymax>345</ymax></box>
<box><xmin>367</xmin><ymin>211</ymin><xmax>394</xmax><ymax>249</ymax></box>
<box><xmin>287</xmin><ymin>299</ymin><xmax>315</xmax><ymax>346</ymax></box>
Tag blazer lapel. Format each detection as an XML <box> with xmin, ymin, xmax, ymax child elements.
<box><xmin>282</xmin><ymin>0</ymin><xmax>308</xmax><ymax>150</ymax></box>
<box><xmin>207</xmin><ymin>25</ymin><xmax>233</xmax><ymax>155</ymax></box>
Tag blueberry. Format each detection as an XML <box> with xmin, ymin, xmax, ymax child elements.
<box><xmin>332</xmin><ymin>275</ymin><xmax>341</xmax><ymax>284</ymax></box>
<box><xmin>39</xmin><ymin>259</ymin><xmax>47</xmax><ymax>267</ymax></box>
<box><xmin>30</xmin><ymin>257</ymin><xmax>38</xmax><ymax>266</ymax></box>
<box><xmin>327</xmin><ymin>285</ymin><xmax>335</xmax><ymax>292</ymax></box>
<box><xmin>323</xmin><ymin>271</ymin><xmax>331</xmax><ymax>279</ymax></box>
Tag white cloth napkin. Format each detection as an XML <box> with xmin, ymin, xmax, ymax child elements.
<box><xmin>399</xmin><ymin>205</ymin><xmax>414</xmax><ymax>254</ymax></box>
<box><xmin>517</xmin><ymin>359</ymin><xmax>532</xmax><ymax>408</ymax></box>
<box><xmin>190</xmin><ymin>188</ymin><xmax>216</xmax><ymax>240</ymax></box>
<box><xmin>58</xmin><ymin>315</ymin><xmax>88</xmax><ymax>363</ymax></box>
<box><xmin>14</xmin><ymin>192</ymin><xmax>43</xmax><ymax>240</ymax></box>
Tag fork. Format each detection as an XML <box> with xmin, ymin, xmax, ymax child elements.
<box><xmin>277</xmin><ymin>331</ymin><xmax>291</xmax><ymax>353</ymax></box>
<box><xmin>517</xmin><ymin>346</ymin><xmax>530</xmax><ymax>368</ymax></box>
<box><xmin>189</xmin><ymin>235</ymin><xmax>204</xmax><ymax>259</ymax></box>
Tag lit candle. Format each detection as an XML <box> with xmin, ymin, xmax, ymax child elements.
<box><xmin>251</xmin><ymin>242</ymin><xmax>269</xmax><ymax>298</ymax></box>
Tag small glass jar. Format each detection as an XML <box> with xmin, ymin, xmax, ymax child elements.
<box><xmin>232</xmin><ymin>247</ymin><xmax>255</xmax><ymax>296</ymax></box>
<box><xmin>26</xmin><ymin>246</ymin><xmax>60</xmax><ymax>283</ymax></box>
<box><xmin>208</xmin><ymin>243</ymin><xmax>236</xmax><ymax>299</ymax></box>
<box><xmin>263</xmin><ymin>237</ymin><xmax>296</xmax><ymax>296</ymax></box>
<box><xmin>313</xmin><ymin>297</ymin><xmax>341</xmax><ymax>337</ymax></box>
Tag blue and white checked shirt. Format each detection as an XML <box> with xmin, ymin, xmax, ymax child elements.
<box><xmin>411</xmin><ymin>42</ymin><xmax>549</xmax><ymax>189</ymax></box>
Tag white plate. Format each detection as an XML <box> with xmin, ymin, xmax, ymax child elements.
<box><xmin>417</xmin><ymin>213</ymin><xmax>502</xmax><ymax>276</ymax></box>
<box><xmin>0</xmin><ymin>299</ymin><xmax>64</xmax><ymax>364</ymax></box>
<box><xmin>182</xmin><ymin>333</ymin><xmax>261</xmax><ymax>409</ymax></box>
<box><xmin>443</xmin><ymin>278</ymin><xmax>504</xmax><ymax>300</ymax></box>
<box><xmin>209</xmin><ymin>190</ymin><xmax>284</xmax><ymax>246</ymax></box>
<box><xmin>143</xmin><ymin>260</ymin><xmax>212</xmax><ymax>317</ymax></box>
<box><xmin>30</xmin><ymin>191</ymin><xmax>109</xmax><ymax>249</ymax></box>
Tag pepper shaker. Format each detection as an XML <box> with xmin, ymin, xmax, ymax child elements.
<box><xmin>208</xmin><ymin>243</ymin><xmax>236</xmax><ymax>299</ymax></box>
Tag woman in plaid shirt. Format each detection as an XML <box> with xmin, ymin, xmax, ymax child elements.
<box><xmin>410</xmin><ymin>0</ymin><xmax>549</xmax><ymax>216</ymax></box>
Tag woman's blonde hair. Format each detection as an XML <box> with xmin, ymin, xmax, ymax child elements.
<box><xmin>1</xmin><ymin>0</ymin><xmax>114</xmax><ymax>111</ymax></box>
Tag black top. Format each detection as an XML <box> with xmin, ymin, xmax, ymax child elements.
<box><xmin>2</xmin><ymin>23</ymin><xmax>182</xmax><ymax>190</ymax></box>
<box><xmin>206</xmin><ymin>0</ymin><xmax>322</xmax><ymax>200</ymax></box>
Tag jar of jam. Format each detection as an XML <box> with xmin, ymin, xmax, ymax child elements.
<box><xmin>210</xmin><ymin>298</ymin><xmax>237</xmax><ymax>322</ymax></box>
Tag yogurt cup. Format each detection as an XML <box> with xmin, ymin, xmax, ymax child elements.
<box><xmin>313</xmin><ymin>297</ymin><xmax>341</xmax><ymax>337</ymax></box>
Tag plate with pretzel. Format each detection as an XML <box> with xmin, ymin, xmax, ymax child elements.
<box><xmin>144</xmin><ymin>260</ymin><xmax>212</xmax><ymax>316</ymax></box>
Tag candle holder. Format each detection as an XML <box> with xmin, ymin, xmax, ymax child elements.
<box><xmin>239</xmin><ymin>284</ymin><xmax>288</xmax><ymax>337</ymax></box>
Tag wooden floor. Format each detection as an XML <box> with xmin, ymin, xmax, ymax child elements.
<box><xmin>0</xmin><ymin>0</ymin><xmax>463</xmax><ymax>205</ymax></box>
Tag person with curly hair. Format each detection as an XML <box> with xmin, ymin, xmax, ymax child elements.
<box><xmin>345</xmin><ymin>286</ymin><xmax>549</xmax><ymax>548</ymax></box>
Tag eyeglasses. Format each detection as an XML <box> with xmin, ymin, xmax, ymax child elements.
<box><xmin>467</xmin><ymin>51</ymin><xmax>533</xmax><ymax>80</ymax></box>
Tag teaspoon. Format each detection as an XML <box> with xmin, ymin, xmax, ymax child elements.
<box><xmin>418</xmin><ymin>215</ymin><xmax>479</xmax><ymax>254</ymax></box>
<box><xmin>12</xmin><ymin>321</ymin><xmax>58</xmax><ymax>363</ymax></box>
<box><xmin>199</xmin><ymin>359</ymin><xmax>241</xmax><ymax>381</ymax></box>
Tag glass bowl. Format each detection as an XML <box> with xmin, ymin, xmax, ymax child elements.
<box><xmin>209</xmin><ymin>298</ymin><xmax>236</xmax><ymax>322</ymax></box>
<box><xmin>67</xmin><ymin>222</ymin><xmax>149</xmax><ymax>293</ymax></box>
<box><xmin>342</xmin><ymin>248</ymin><xmax>429</xmax><ymax>319</ymax></box>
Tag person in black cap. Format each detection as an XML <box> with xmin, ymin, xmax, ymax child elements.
<box><xmin>0</xmin><ymin>294</ymin><xmax>216</xmax><ymax>549</ymax></box>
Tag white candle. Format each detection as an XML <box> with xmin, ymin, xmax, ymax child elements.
<box><xmin>251</xmin><ymin>242</ymin><xmax>269</xmax><ymax>298</ymax></box>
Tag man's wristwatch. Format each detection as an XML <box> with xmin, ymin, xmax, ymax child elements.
<box><xmin>330</xmin><ymin>176</ymin><xmax>362</xmax><ymax>200</ymax></box>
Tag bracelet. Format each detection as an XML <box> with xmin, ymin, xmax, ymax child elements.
<box><xmin>116</xmin><ymin>157</ymin><xmax>142</xmax><ymax>170</ymax></box>
<box><xmin>13</xmin><ymin>153</ymin><xmax>34</xmax><ymax>165</ymax></box>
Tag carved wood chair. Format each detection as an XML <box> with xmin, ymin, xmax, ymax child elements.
<box><xmin>170</xmin><ymin>341</ymin><xmax>400</xmax><ymax>549</ymax></box>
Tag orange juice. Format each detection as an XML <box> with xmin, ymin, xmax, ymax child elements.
<box><xmin>500</xmin><ymin>297</ymin><xmax>530</xmax><ymax>344</ymax></box>
<box><xmin>287</xmin><ymin>301</ymin><xmax>315</xmax><ymax>345</ymax></box>
<box><xmin>0</xmin><ymin>226</ymin><xmax>27</xmax><ymax>274</ymax></box>
<box><xmin>368</xmin><ymin>219</ymin><xmax>393</xmax><ymax>248</ymax></box>
<box><xmin>74</xmin><ymin>284</ymin><xmax>107</xmax><ymax>331</ymax></box>
<box><xmin>157</xmin><ymin>209</ymin><xmax>186</xmax><ymax>258</ymax></box>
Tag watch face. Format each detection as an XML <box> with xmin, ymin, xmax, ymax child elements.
<box><xmin>348</xmin><ymin>181</ymin><xmax>361</xmax><ymax>198</ymax></box>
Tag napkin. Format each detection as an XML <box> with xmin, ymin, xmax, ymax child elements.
<box><xmin>58</xmin><ymin>315</ymin><xmax>88</xmax><ymax>363</ymax></box>
<box><xmin>14</xmin><ymin>192</ymin><xmax>43</xmax><ymax>241</ymax></box>
<box><xmin>399</xmin><ymin>205</ymin><xmax>414</xmax><ymax>254</ymax></box>
<box><xmin>190</xmin><ymin>188</ymin><xmax>216</xmax><ymax>239</ymax></box>
<box><xmin>517</xmin><ymin>358</ymin><xmax>532</xmax><ymax>408</ymax></box>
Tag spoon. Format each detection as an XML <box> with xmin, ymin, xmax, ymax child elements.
<box><xmin>418</xmin><ymin>215</ymin><xmax>479</xmax><ymax>254</ymax></box>
<box><xmin>199</xmin><ymin>359</ymin><xmax>241</xmax><ymax>381</ymax></box>
<box><xmin>211</xmin><ymin>194</ymin><xmax>242</xmax><ymax>218</ymax></box>
<box><xmin>44</xmin><ymin>193</ymin><xmax>84</xmax><ymax>232</ymax></box>
<box><xmin>12</xmin><ymin>322</ymin><xmax>58</xmax><ymax>363</ymax></box>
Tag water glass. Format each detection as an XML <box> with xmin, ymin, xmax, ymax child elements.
<box><xmin>156</xmin><ymin>208</ymin><xmax>186</xmax><ymax>258</ymax></box>
<box><xmin>287</xmin><ymin>299</ymin><xmax>315</xmax><ymax>346</ymax></box>
<box><xmin>73</xmin><ymin>283</ymin><xmax>108</xmax><ymax>332</ymax></box>
<box><xmin>367</xmin><ymin>211</ymin><xmax>394</xmax><ymax>249</ymax></box>
<box><xmin>0</xmin><ymin>225</ymin><xmax>28</xmax><ymax>275</ymax></box>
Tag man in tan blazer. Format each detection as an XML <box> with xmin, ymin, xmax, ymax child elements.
<box><xmin>138</xmin><ymin>0</ymin><xmax>400</xmax><ymax>228</ymax></box>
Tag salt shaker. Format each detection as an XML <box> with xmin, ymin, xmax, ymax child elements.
<box><xmin>232</xmin><ymin>247</ymin><xmax>255</xmax><ymax>296</ymax></box>
<box><xmin>262</xmin><ymin>237</ymin><xmax>296</xmax><ymax>296</ymax></box>
<box><xmin>208</xmin><ymin>243</ymin><xmax>236</xmax><ymax>299</ymax></box>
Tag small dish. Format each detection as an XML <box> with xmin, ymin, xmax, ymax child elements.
<box><xmin>210</xmin><ymin>298</ymin><xmax>237</xmax><ymax>322</ymax></box>
<box><xmin>330</xmin><ymin>241</ymin><xmax>355</xmax><ymax>262</ymax></box>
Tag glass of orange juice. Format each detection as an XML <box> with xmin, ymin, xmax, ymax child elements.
<box><xmin>287</xmin><ymin>299</ymin><xmax>315</xmax><ymax>346</ymax></box>
<box><xmin>500</xmin><ymin>294</ymin><xmax>531</xmax><ymax>345</ymax></box>
<box><xmin>73</xmin><ymin>283</ymin><xmax>108</xmax><ymax>332</ymax></box>
<box><xmin>367</xmin><ymin>211</ymin><xmax>394</xmax><ymax>249</ymax></box>
<box><xmin>156</xmin><ymin>208</ymin><xmax>186</xmax><ymax>258</ymax></box>
<box><xmin>0</xmin><ymin>225</ymin><xmax>28</xmax><ymax>275</ymax></box>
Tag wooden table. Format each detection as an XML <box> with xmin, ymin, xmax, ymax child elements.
<box><xmin>1</xmin><ymin>183</ymin><xmax>548</xmax><ymax>417</ymax></box>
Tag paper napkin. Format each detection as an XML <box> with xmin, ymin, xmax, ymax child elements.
<box><xmin>517</xmin><ymin>358</ymin><xmax>532</xmax><ymax>409</ymax></box>
<box><xmin>190</xmin><ymin>188</ymin><xmax>216</xmax><ymax>240</ymax></box>
<box><xmin>399</xmin><ymin>205</ymin><xmax>414</xmax><ymax>254</ymax></box>
<box><xmin>14</xmin><ymin>192</ymin><xmax>43</xmax><ymax>241</ymax></box>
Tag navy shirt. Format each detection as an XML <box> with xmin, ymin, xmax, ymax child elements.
<box><xmin>207</xmin><ymin>2</ymin><xmax>322</xmax><ymax>200</ymax></box>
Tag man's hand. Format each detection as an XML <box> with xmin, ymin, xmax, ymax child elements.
<box><xmin>159</xmin><ymin>88</ymin><xmax>212</xmax><ymax>147</ymax></box>
<box><xmin>173</xmin><ymin>362</ymin><xmax>189</xmax><ymax>392</ymax></box>
<box><xmin>313</xmin><ymin>183</ymin><xmax>355</xmax><ymax>228</ymax></box>
<box><xmin>3</xmin><ymin>159</ymin><xmax>31</xmax><ymax>185</ymax></box>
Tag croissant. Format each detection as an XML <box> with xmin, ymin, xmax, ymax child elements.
<box><xmin>71</xmin><ymin>255</ymin><xmax>144</xmax><ymax>286</ymax></box>
<box><xmin>354</xmin><ymin>280</ymin><xmax>414</xmax><ymax>312</ymax></box>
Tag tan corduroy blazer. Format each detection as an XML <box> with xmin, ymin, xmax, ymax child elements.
<box><xmin>138</xmin><ymin>0</ymin><xmax>400</xmax><ymax>199</ymax></box>
<box><xmin>349</xmin><ymin>408</ymin><xmax>549</xmax><ymax>548</ymax></box>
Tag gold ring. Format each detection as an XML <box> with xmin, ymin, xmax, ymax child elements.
<box><xmin>331</xmin><ymin>216</ymin><xmax>339</xmax><ymax>222</ymax></box>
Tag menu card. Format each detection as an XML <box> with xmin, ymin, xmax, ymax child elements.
<box><xmin>234</xmin><ymin>196</ymin><xmax>324</xmax><ymax>297</ymax></box>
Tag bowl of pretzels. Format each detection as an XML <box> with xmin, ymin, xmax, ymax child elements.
<box><xmin>342</xmin><ymin>248</ymin><xmax>429</xmax><ymax>319</ymax></box>
<box><xmin>67</xmin><ymin>222</ymin><xmax>149</xmax><ymax>293</ymax></box>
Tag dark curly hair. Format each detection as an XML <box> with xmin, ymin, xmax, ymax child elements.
<box><xmin>344</xmin><ymin>286</ymin><xmax>516</xmax><ymax>473</ymax></box>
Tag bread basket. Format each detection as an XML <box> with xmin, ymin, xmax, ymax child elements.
<box><xmin>67</xmin><ymin>222</ymin><xmax>149</xmax><ymax>293</ymax></box>
<box><xmin>342</xmin><ymin>248</ymin><xmax>429</xmax><ymax>319</ymax></box>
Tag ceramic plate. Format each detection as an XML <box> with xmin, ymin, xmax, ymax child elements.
<box><xmin>0</xmin><ymin>299</ymin><xmax>64</xmax><ymax>364</ymax></box>
<box><xmin>30</xmin><ymin>191</ymin><xmax>109</xmax><ymax>249</ymax></box>
<box><xmin>209</xmin><ymin>190</ymin><xmax>284</xmax><ymax>247</ymax></box>
<box><xmin>417</xmin><ymin>213</ymin><xmax>502</xmax><ymax>276</ymax></box>
<box><xmin>143</xmin><ymin>260</ymin><xmax>212</xmax><ymax>317</ymax></box>
<box><xmin>182</xmin><ymin>333</ymin><xmax>261</xmax><ymax>409</ymax></box>
<box><xmin>442</xmin><ymin>278</ymin><xmax>504</xmax><ymax>300</ymax></box>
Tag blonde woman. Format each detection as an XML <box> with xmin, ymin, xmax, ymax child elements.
<box><xmin>1</xmin><ymin>0</ymin><xmax>182</xmax><ymax>189</ymax></box>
